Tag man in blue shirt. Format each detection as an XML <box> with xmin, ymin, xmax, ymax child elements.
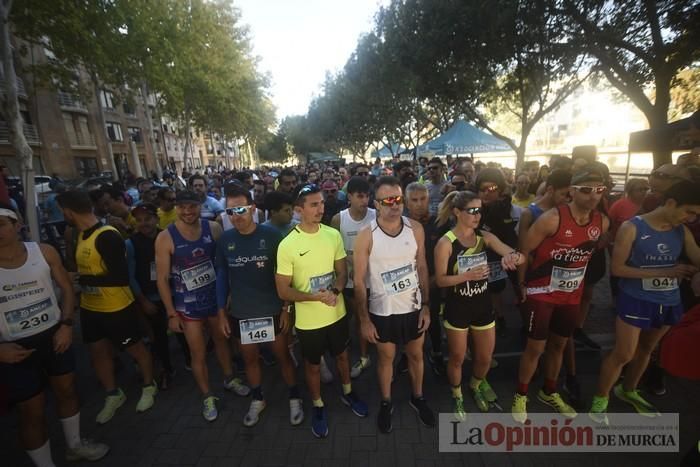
<box><xmin>216</xmin><ymin>185</ymin><xmax>303</xmax><ymax>427</ymax></box>
<box><xmin>262</xmin><ymin>191</ymin><xmax>298</xmax><ymax>235</ymax></box>
<box><xmin>189</xmin><ymin>174</ymin><xmax>223</xmax><ymax>221</ymax></box>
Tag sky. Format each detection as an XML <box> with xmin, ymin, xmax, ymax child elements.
<box><xmin>235</xmin><ymin>0</ymin><xmax>388</xmax><ymax>121</ymax></box>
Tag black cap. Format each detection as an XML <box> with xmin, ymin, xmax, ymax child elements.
<box><xmin>131</xmin><ymin>202</ymin><xmax>158</xmax><ymax>217</ymax></box>
<box><xmin>571</xmin><ymin>164</ymin><xmax>605</xmax><ymax>184</ymax></box>
<box><xmin>175</xmin><ymin>190</ymin><xmax>200</xmax><ymax>205</ymax></box>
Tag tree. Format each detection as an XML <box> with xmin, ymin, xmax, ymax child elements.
<box><xmin>561</xmin><ymin>0</ymin><xmax>700</xmax><ymax>167</ymax></box>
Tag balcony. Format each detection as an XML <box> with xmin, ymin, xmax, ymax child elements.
<box><xmin>58</xmin><ymin>92</ymin><xmax>87</xmax><ymax>112</ymax></box>
<box><xmin>0</xmin><ymin>75</ymin><xmax>28</xmax><ymax>99</ymax></box>
<box><xmin>67</xmin><ymin>131</ymin><xmax>96</xmax><ymax>148</ymax></box>
<box><xmin>0</xmin><ymin>121</ymin><xmax>41</xmax><ymax>145</ymax></box>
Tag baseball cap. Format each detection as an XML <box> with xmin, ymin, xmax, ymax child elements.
<box><xmin>131</xmin><ymin>202</ymin><xmax>158</xmax><ymax>217</ymax></box>
<box><xmin>651</xmin><ymin>163</ymin><xmax>691</xmax><ymax>181</ymax></box>
<box><xmin>571</xmin><ymin>164</ymin><xmax>605</xmax><ymax>184</ymax></box>
<box><xmin>175</xmin><ymin>190</ymin><xmax>200</xmax><ymax>205</ymax></box>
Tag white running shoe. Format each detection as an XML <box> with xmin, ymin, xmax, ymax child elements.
<box><xmin>243</xmin><ymin>399</ymin><xmax>266</xmax><ymax>427</ymax></box>
<box><xmin>289</xmin><ymin>398</ymin><xmax>304</xmax><ymax>426</ymax></box>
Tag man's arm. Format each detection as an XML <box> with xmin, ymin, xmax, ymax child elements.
<box><xmin>410</xmin><ymin>219</ymin><xmax>430</xmax><ymax>305</ymax></box>
<box><xmin>330</xmin><ymin>212</ymin><xmax>341</xmax><ymax>231</ymax></box>
<box><xmin>79</xmin><ymin>230</ymin><xmax>129</xmax><ymax>286</ymax></box>
<box><xmin>516</xmin><ymin>208</ymin><xmax>534</xmax><ymax>286</ymax></box>
<box><xmin>40</xmin><ymin>243</ymin><xmax>74</xmax><ymax>320</ymax></box>
<box><xmin>155</xmin><ymin>230</ymin><xmax>177</xmax><ymax>316</ymax></box>
<box><xmin>209</xmin><ymin>220</ymin><xmax>223</xmax><ymax>241</ymax></box>
<box><xmin>275</xmin><ymin>273</ymin><xmax>323</xmax><ymax>303</ymax></box>
<box><xmin>352</xmin><ymin>227</ymin><xmax>372</xmax><ymax>322</ymax></box>
<box><xmin>683</xmin><ymin>225</ymin><xmax>700</xmax><ymax>267</ymax></box>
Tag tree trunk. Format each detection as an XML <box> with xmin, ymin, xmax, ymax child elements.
<box><xmin>0</xmin><ymin>0</ymin><xmax>38</xmax><ymax>240</ymax></box>
<box><xmin>183</xmin><ymin>105</ymin><xmax>192</xmax><ymax>171</ymax></box>
<box><xmin>646</xmin><ymin>105</ymin><xmax>673</xmax><ymax>168</ymax></box>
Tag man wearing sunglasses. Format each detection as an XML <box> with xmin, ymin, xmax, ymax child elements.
<box><xmin>215</xmin><ymin>185</ymin><xmax>303</xmax><ymax>428</ymax></box>
<box><xmin>275</xmin><ymin>184</ymin><xmax>368</xmax><ymax>439</ymax></box>
<box><xmin>423</xmin><ymin>157</ymin><xmax>447</xmax><ymax>216</ymax></box>
<box><xmin>512</xmin><ymin>167</ymin><xmax>609</xmax><ymax>424</ymax></box>
<box><xmin>320</xmin><ymin>180</ymin><xmax>345</xmax><ymax>226</ymax></box>
<box><xmin>156</xmin><ymin>187</ymin><xmax>177</xmax><ymax>229</ymax></box>
<box><xmin>155</xmin><ymin>190</ymin><xmax>249</xmax><ymax>422</ymax></box>
<box><xmin>353</xmin><ymin>176</ymin><xmax>435</xmax><ymax>433</ymax></box>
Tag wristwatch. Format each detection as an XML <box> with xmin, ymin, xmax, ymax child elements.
<box><xmin>330</xmin><ymin>287</ymin><xmax>341</xmax><ymax>296</ymax></box>
<box><xmin>59</xmin><ymin>318</ymin><xmax>74</xmax><ymax>327</ymax></box>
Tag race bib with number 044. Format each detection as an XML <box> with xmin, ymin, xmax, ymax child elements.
<box><xmin>488</xmin><ymin>261</ymin><xmax>508</xmax><ymax>283</ymax></box>
<box><xmin>381</xmin><ymin>263</ymin><xmax>418</xmax><ymax>295</ymax></box>
<box><xmin>550</xmin><ymin>266</ymin><xmax>586</xmax><ymax>293</ymax></box>
<box><xmin>239</xmin><ymin>317</ymin><xmax>275</xmax><ymax>345</ymax></box>
<box><xmin>642</xmin><ymin>277</ymin><xmax>678</xmax><ymax>292</ymax></box>
<box><xmin>180</xmin><ymin>261</ymin><xmax>215</xmax><ymax>291</ymax></box>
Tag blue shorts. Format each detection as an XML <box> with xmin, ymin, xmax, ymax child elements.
<box><xmin>617</xmin><ymin>290</ymin><xmax>683</xmax><ymax>330</ymax></box>
<box><xmin>0</xmin><ymin>325</ymin><xmax>75</xmax><ymax>404</ymax></box>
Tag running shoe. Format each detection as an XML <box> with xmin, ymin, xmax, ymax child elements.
<box><xmin>479</xmin><ymin>379</ymin><xmax>498</xmax><ymax>403</ymax></box>
<box><xmin>409</xmin><ymin>396</ymin><xmax>435</xmax><ymax>427</ymax></box>
<box><xmin>96</xmin><ymin>389</ymin><xmax>126</xmax><ymax>424</ymax></box>
<box><xmin>471</xmin><ymin>385</ymin><xmax>489</xmax><ymax>412</ymax></box>
<box><xmin>65</xmin><ymin>439</ymin><xmax>110</xmax><ymax>462</ymax></box>
<box><xmin>224</xmin><ymin>376</ymin><xmax>251</xmax><ymax>396</ymax></box>
<box><xmin>613</xmin><ymin>384</ymin><xmax>660</xmax><ymax>417</ymax></box>
<box><xmin>350</xmin><ymin>356</ymin><xmax>371</xmax><ymax>379</ymax></box>
<box><xmin>511</xmin><ymin>393</ymin><xmax>528</xmax><ymax>424</ymax></box>
<box><xmin>202</xmin><ymin>396</ymin><xmax>219</xmax><ymax>422</ymax></box>
<box><xmin>537</xmin><ymin>390</ymin><xmax>578</xmax><ymax>418</ymax></box>
<box><xmin>378</xmin><ymin>400</ymin><xmax>393</xmax><ymax>434</ymax></box>
<box><xmin>311</xmin><ymin>406</ymin><xmax>329</xmax><ymax>438</ymax></box>
<box><xmin>340</xmin><ymin>391</ymin><xmax>369</xmax><ymax>417</ymax></box>
<box><xmin>453</xmin><ymin>397</ymin><xmax>467</xmax><ymax>421</ymax></box>
<box><xmin>243</xmin><ymin>399</ymin><xmax>266</xmax><ymax>427</ymax></box>
<box><xmin>136</xmin><ymin>384</ymin><xmax>158</xmax><ymax>413</ymax></box>
<box><xmin>320</xmin><ymin>357</ymin><xmax>334</xmax><ymax>384</ymax></box>
<box><xmin>588</xmin><ymin>395</ymin><xmax>610</xmax><ymax>425</ymax></box>
<box><xmin>289</xmin><ymin>398</ymin><xmax>304</xmax><ymax>426</ymax></box>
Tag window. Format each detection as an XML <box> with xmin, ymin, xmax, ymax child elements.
<box><xmin>123</xmin><ymin>101</ymin><xmax>136</xmax><ymax>116</ymax></box>
<box><xmin>74</xmin><ymin>157</ymin><xmax>99</xmax><ymax>177</ymax></box>
<box><xmin>105</xmin><ymin>121</ymin><xmax>123</xmax><ymax>142</ymax></box>
<box><xmin>128</xmin><ymin>126</ymin><xmax>142</xmax><ymax>143</ymax></box>
<box><xmin>100</xmin><ymin>90</ymin><xmax>115</xmax><ymax>109</ymax></box>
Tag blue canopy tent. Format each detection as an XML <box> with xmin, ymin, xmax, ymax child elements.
<box><xmin>418</xmin><ymin>120</ymin><xmax>512</xmax><ymax>156</ymax></box>
<box><xmin>372</xmin><ymin>143</ymin><xmax>407</xmax><ymax>159</ymax></box>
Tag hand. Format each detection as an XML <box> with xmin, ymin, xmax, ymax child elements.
<box><xmin>0</xmin><ymin>343</ymin><xmax>35</xmax><ymax>364</ymax></box>
<box><xmin>501</xmin><ymin>251</ymin><xmax>520</xmax><ymax>271</ymax></box>
<box><xmin>667</xmin><ymin>264</ymin><xmax>699</xmax><ymax>280</ymax></box>
<box><xmin>53</xmin><ymin>324</ymin><xmax>73</xmax><ymax>353</ymax></box>
<box><xmin>418</xmin><ymin>305</ymin><xmax>431</xmax><ymax>333</ymax></box>
<box><xmin>361</xmin><ymin>319</ymin><xmax>380</xmax><ymax>344</ymax></box>
<box><xmin>168</xmin><ymin>314</ymin><xmax>184</xmax><ymax>333</ymax></box>
<box><xmin>279</xmin><ymin>310</ymin><xmax>291</xmax><ymax>334</ymax></box>
<box><xmin>139</xmin><ymin>298</ymin><xmax>158</xmax><ymax>316</ymax></box>
<box><xmin>461</xmin><ymin>264</ymin><xmax>489</xmax><ymax>282</ymax></box>
<box><xmin>520</xmin><ymin>285</ymin><xmax>528</xmax><ymax>303</ymax></box>
<box><xmin>218</xmin><ymin>310</ymin><xmax>231</xmax><ymax>338</ymax></box>
<box><xmin>441</xmin><ymin>183</ymin><xmax>456</xmax><ymax>195</ymax></box>
<box><xmin>316</xmin><ymin>290</ymin><xmax>337</xmax><ymax>307</ymax></box>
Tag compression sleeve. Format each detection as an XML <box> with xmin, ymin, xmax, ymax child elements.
<box><xmin>79</xmin><ymin>230</ymin><xmax>130</xmax><ymax>286</ymax></box>
<box><xmin>125</xmin><ymin>239</ymin><xmax>142</xmax><ymax>296</ymax></box>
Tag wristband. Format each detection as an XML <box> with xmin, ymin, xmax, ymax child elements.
<box><xmin>168</xmin><ymin>314</ymin><xmax>178</xmax><ymax>319</ymax></box>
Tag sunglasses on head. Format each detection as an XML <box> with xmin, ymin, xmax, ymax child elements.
<box><xmin>377</xmin><ymin>195</ymin><xmax>404</xmax><ymax>207</ymax></box>
<box><xmin>462</xmin><ymin>207</ymin><xmax>482</xmax><ymax>215</ymax></box>
<box><xmin>571</xmin><ymin>185</ymin><xmax>606</xmax><ymax>194</ymax></box>
<box><xmin>479</xmin><ymin>185</ymin><xmax>499</xmax><ymax>193</ymax></box>
<box><xmin>225</xmin><ymin>205</ymin><xmax>252</xmax><ymax>216</ymax></box>
<box><xmin>296</xmin><ymin>184</ymin><xmax>320</xmax><ymax>199</ymax></box>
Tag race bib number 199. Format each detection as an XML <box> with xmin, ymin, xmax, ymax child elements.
<box><xmin>181</xmin><ymin>261</ymin><xmax>215</xmax><ymax>291</ymax></box>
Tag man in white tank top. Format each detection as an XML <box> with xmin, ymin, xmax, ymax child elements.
<box><xmin>0</xmin><ymin>206</ymin><xmax>109</xmax><ymax>466</ymax></box>
<box><xmin>331</xmin><ymin>176</ymin><xmax>376</xmax><ymax>379</ymax></box>
<box><xmin>353</xmin><ymin>176</ymin><xmax>435</xmax><ymax>434</ymax></box>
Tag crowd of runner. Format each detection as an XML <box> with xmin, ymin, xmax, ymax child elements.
<box><xmin>2</xmin><ymin>152</ymin><xmax>700</xmax><ymax>466</ymax></box>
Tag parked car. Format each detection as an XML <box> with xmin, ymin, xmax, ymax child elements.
<box><xmin>6</xmin><ymin>175</ymin><xmax>53</xmax><ymax>194</ymax></box>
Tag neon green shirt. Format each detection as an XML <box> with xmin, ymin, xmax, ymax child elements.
<box><xmin>277</xmin><ymin>224</ymin><xmax>347</xmax><ymax>330</ymax></box>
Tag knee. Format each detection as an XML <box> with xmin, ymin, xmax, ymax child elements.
<box><xmin>524</xmin><ymin>341</ymin><xmax>545</xmax><ymax>359</ymax></box>
<box><xmin>636</xmin><ymin>340</ymin><xmax>657</xmax><ymax>357</ymax></box>
<box><xmin>334</xmin><ymin>351</ymin><xmax>348</xmax><ymax>363</ymax></box>
<box><xmin>609</xmin><ymin>347</ymin><xmax>635</xmax><ymax>366</ymax></box>
<box><xmin>448</xmin><ymin>352</ymin><xmax>464</xmax><ymax>367</ymax></box>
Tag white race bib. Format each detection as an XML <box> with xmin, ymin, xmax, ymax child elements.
<box><xmin>488</xmin><ymin>261</ymin><xmax>508</xmax><ymax>283</ymax></box>
<box><xmin>457</xmin><ymin>252</ymin><xmax>487</xmax><ymax>275</ymax></box>
<box><xmin>180</xmin><ymin>261</ymin><xmax>215</xmax><ymax>291</ymax></box>
<box><xmin>310</xmin><ymin>272</ymin><xmax>334</xmax><ymax>294</ymax></box>
<box><xmin>642</xmin><ymin>277</ymin><xmax>678</xmax><ymax>292</ymax></box>
<box><xmin>239</xmin><ymin>317</ymin><xmax>275</xmax><ymax>345</ymax></box>
<box><xmin>550</xmin><ymin>266</ymin><xmax>586</xmax><ymax>293</ymax></box>
<box><xmin>4</xmin><ymin>298</ymin><xmax>56</xmax><ymax>339</ymax></box>
<box><xmin>381</xmin><ymin>263</ymin><xmax>418</xmax><ymax>295</ymax></box>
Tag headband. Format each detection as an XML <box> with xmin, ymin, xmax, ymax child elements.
<box><xmin>0</xmin><ymin>208</ymin><xmax>18</xmax><ymax>220</ymax></box>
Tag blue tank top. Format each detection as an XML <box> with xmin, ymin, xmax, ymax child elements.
<box><xmin>528</xmin><ymin>202</ymin><xmax>544</xmax><ymax>221</ymax></box>
<box><xmin>618</xmin><ymin>216</ymin><xmax>684</xmax><ymax>305</ymax></box>
<box><xmin>168</xmin><ymin>220</ymin><xmax>217</xmax><ymax>315</ymax></box>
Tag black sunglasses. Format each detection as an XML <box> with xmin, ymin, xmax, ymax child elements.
<box><xmin>462</xmin><ymin>207</ymin><xmax>482</xmax><ymax>215</ymax></box>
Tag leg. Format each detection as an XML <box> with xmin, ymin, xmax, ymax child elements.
<box><xmin>404</xmin><ymin>333</ymin><xmax>426</xmax><ymax>397</ymax></box>
<box><xmin>563</xmin><ymin>338</ymin><xmax>576</xmax><ymax>378</ymax></box>
<box><xmin>623</xmin><ymin>326</ymin><xmax>670</xmax><ymax>391</ymax></box>
<box><xmin>541</xmin><ymin>334</ymin><xmax>569</xmax><ymax>388</ymax></box>
<box><xmin>470</xmin><ymin>327</ymin><xmax>495</xmax><ymax>380</ymax></box>
<box><xmin>595</xmin><ymin>317</ymin><xmax>641</xmax><ymax>397</ymax></box>
<box><xmin>375</xmin><ymin>342</ymin><xmax>396</xmax><ymax>400</ymax></box>
<box><xmin>49</xmin><ymin>372</ymin><xmax>79</xmax><ymax>419</ymax></box>
<box><xmin>124</xmin><ymin>342</ymin><xmax>155</xmax><ymax>386</ymax></box>
<box><xmin>270</xmin><ymin>332</ymin><xmax>297</xmax><ymax>386</ymax></box>
<box><xmin>304</xmin><ymin>361</ymin><xmax>321</xmax><ymax>401</ymax></box>
<box><xmin>88</xmin><ymin>339</ymin><xmax>116</xmax><ymax>392</ymax></box>
<box><xmin>17</xmin><ymin>392</ymin><xmax>48</xmax><ymax>450</ymax></box>
<box><xmin>181</xmin><ymin>319</ymin><xmax>210</xmax><ymax>395</ymax></box>
<box><xmin>335</xmin><ymin>350</ymin><xmax>351</xmax><ymax>385</ymax></box>
<box><xmin>239</xmin><ymin>342</ymin><xmax>262</xmax><ymax>388</ymax></box>
<box><xmin>446</xmin><ymin>328</ymin><xmax>467</xmax><ymax>388</ymax></box>
<box><xmin>517</xmin><ymin>338</ymin><xmax>547</xmax><ymax>389</ymax></box>
<box><xmin>148</xmin><ymin>305</ymin><xmax>173</xmax><ymax>373</ymax></box>
<box><xmin>207</xmin><ymin>315</ymin><xmax>233</xmax><ymax>378</ymax></box>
